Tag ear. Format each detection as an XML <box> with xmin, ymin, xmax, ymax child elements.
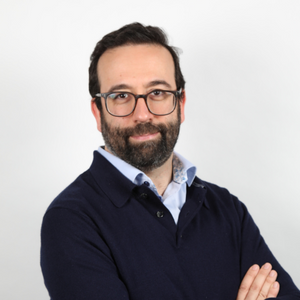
<box><xmin>91</xmin><ymin>99</ymin><xmax>102</xmax><ymax>132</ymax></box>
<box><xmin>179</xmin><ymin>89</ymin><xmax>186</xmax><ymax>124</ymax></box>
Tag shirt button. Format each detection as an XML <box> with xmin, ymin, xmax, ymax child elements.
<box><xmin>156</xmin><ymin>211</ymin><xmax>164</xmax><ymax>218</ymax></box>
<box><xmin>144</xmin><ymin>181</ymin><xmax>150</xmax><ymax>186</ymax></box>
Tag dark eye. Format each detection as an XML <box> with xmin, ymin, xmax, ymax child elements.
<box><xmin>109</xmin><ymin>93</ymin><xmax>128</xmax><ymax>100</ymax></box>
<box><xmin>117</xmin><ymin>93</ymin><xmax>128</xmax><ymax>99</ymax></box>
<box><xmin>151</xmin><ymin>90</ymin><xmax>163</xmax><ymax>96</ymax></box>
<box><xmin>148</xmin><ymin>90</ymin><xmax>170</xmax><ymax>101</ymax></box>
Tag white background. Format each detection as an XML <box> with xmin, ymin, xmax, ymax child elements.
<box><xmin>1</xmin><ymin>0</ymin><xmax>299</xmax><ymax>299</ymax></box>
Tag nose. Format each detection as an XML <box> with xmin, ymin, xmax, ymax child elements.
<box><xmin>132</xmin><ymin>97</ymin><xmax>153</xmax><ymax>122</ymax></box>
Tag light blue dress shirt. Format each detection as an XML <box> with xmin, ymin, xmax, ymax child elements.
<box><xmin>97</xmin><ymin>147</ymin><xmax>197</xmax><ymax>224</ymax></box>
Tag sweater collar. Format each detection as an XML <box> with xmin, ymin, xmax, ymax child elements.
<box><xmin>89</xmin><ymin>151</ymin><xmax>136</xmax><ymax>208</ymax></box>
<box><xmin>89</xmin><ymin>151</ymin><xmax>209</xmax><ymax>209</ymax></box>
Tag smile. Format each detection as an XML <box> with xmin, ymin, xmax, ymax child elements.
<box><xmin>129</xmin><ymin>132</ymin><xmax>159</xmax><ymax>141</ymax></box>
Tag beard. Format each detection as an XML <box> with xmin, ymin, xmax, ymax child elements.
<box><xmin>101</xmin><ymin>108</ymin><xmax>181</xmax><ymax>173</ymax></box>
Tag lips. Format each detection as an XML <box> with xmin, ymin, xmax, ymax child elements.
<box><xmin>127</xmin><ymin>123</ymin><xmax>161</xmax><ymax>142</ymax></box>
<box><xmin>130</xmin><ymin>132</ymin><xmax>159</xmax><ymax>141</ymax></box>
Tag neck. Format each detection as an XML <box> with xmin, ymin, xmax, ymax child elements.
<box><xmin>143</xmin><ymin>154</ymin><xmax>173</xmax><ymax>196</ymax></box>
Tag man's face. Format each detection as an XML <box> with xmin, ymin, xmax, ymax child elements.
<box><xmin>92</xmin><ymin>44</ymin><xmax>186</xmax><ymax>172</ymax></box>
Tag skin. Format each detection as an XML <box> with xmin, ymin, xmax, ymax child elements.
<box><xmin>91</xmin><ymin>43</ymin><xmax>279</xmax><ymax>299</ymax></box>
<box><xmin>236</xmin><ymin>263</ymin><xmax>280</xmax><ymax>299</ymax></box>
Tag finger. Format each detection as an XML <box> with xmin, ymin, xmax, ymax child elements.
<box><xmin>267</xmin><ymin>281</ymin><xmax>280</xmax><ymax>298</ymax></box>
<box><xmin>258</xmin><ymin>270</ymin><xmax>277</xmax><ymax>300</ymax></box>
<box><xmin>245</xmin><ymin>263</ymin><xmax>273</xmax><ymax>299</ymax></box>
<box><xmin>236</xmin><ymin>264</ymin><xmax>260</xmax><ymax>300</ymax></box>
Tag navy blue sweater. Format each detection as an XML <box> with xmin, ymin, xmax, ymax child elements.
<box><xmin>41</xmin><ymin>151</ymin><xmax>300</xmax><ymax>299</ymax></box>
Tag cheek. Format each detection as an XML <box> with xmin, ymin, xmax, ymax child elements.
<box><xmin>102</xmin><ymin>114</ymin><xmax>129</xmax><ymax>131</ymax></box>
<box><xmin>113</xmin><ymin>118</ymin><xmax>129</xmax><ymax>128</ymax></box>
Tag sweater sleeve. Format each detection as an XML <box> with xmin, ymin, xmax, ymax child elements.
<box><xmin>40</xmin><ymin>207</ymin><xmax>130</xmax><ymax>300</ymax></box>
<box><xmin>234</xmin><ymin>196</ymin><xmax>300</xmax><ymax>300</ymax></box>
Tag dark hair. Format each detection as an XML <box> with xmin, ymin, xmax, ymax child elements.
<box><xmin>89</xmin><ymin>23</ymin><xmax>185</xmax><ymax>106</ymax></box>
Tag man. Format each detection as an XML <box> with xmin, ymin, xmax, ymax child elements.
<box><xmin>41</xmin><ymin>23</ymin><xmax>300</xmax><ymax>300</ymax></box>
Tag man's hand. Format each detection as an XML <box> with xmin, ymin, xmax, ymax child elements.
<box><xmin>236</xmin><ymin>263</ymin><xmax>280</xmax><ymax>300</ymax></box>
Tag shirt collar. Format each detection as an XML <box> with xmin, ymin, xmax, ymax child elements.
<box><xmin>172</xmin><ymin>151</ymin><xmax>197</xmax><ymax>186</ymax></box>
<box><xmin>97</xmin><ymin>146</ymin><xmax>146</xmax><ymax>184</ymax></box>
<box><xmin>97</xmin><ymin>147</ymin><xmax>197</xmax><ymax>188</ymax></box>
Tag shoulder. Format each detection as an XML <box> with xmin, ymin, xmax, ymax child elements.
<box><xmin>194</xmin><ymin>176</ymin><xmax>236</xmax><ymax>201</ymax></box>
<box><xmin>44</xmin><ymin>164</ymin><xmax>114</xmax><ymax>230</ymax></box>
<box><xmin>194</xmin><ymin>176</ymin><xmax>249</xmax><ymax>220</ymax></box>
<box><xmin>41</xmin><ymin>167</ymin><xmax>112</xmax><ymax>244</ymax></box>
<box><xmin>43</xmin><ymin>151</ymin><xmax>134</xmax><ymax>227</ymax></box>
<box><xmin>46</xmin><ymin>170</ymin><xmax>97</xmax><ymax>211</ymax></box>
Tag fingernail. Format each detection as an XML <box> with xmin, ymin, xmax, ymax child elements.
<box><xmin>273</xmin><ymin>282</ymin><xmax>279</xmax><ymax>288</ymax></box>
<box><xmin>252</xmin><ymin>265</ymin><xmax>259</xmax><ymax>271</ymax></box>
<box><xmin>269</xmin><ymin>270</ymin><xmax>276</xmax><ymax>277</ymax></box>
<box><xmin>263</xmin><ymin>263</ymin><xmax>271</xmax><ymax>270</ymax></box>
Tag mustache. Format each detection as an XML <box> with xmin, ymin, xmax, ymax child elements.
<box><xmin>122</xmin><ymin>122</ymin><xmax>167</xmax><ymax>137</ymax></box>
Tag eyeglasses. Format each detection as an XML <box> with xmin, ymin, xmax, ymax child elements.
<box><xmin>95</xmin><ymin>89</ymin><xmax>182</xmax><ymax>117</ymax></box>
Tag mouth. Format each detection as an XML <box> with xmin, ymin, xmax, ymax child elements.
<box><xmin>129</xmin><ymin>132</ymin><xmax>159</xmax><ymax>142</ymax></box>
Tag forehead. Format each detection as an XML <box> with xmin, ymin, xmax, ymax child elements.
<box><xmin>97</xmin><ymin>44</ymin><xmax>176</xmax><ymax>91</ymax></box>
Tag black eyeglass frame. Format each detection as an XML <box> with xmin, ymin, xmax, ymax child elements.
<box><xmin>94</xmin><ymin>89</ymin><xmax>182</xmax><ymax>117</ymax></box>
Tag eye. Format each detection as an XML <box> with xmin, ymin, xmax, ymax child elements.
<box><xmin>109</xmin><ymin>93</ymin><xmax>129</xmax><ymax>100</ymax></box>
<box><xmin>151</xmin><ymin>90</ymin><xmax>164</xmax><ymax>96</ymax></box>
<box><xmin>117</xmin><ymin>93</ymin><xmax>128</xmax><ymax>99</ymax></box>
<box><xmin>149</xmin><ymin>90</ymin><xmax>170</xmax><ymax>101</ymax></box>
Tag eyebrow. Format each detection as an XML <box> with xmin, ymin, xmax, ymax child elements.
<box><xmin>145</xmin><ymin>80</ymin><xmax>172</xmax><ymax>89</ymax></box>
<box><xmin>107</xmin><ymin>80</ymin><xmax>173</xmax><ymax>93</ymax></box>
<box><xmin>107</xmin><ymin>84</ymin><xmax>132</xmax><ymax>93</ymax></box>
